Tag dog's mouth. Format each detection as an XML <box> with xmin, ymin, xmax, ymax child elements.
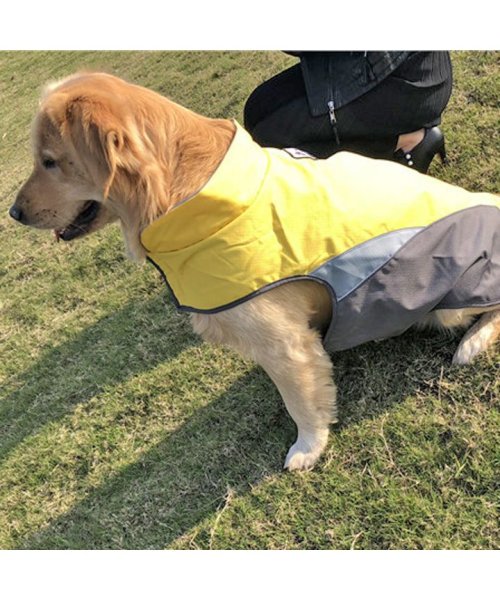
<box><xmin>54</xmin><ymin>200</ymin><xmax>101</xmax><ymax>242</ymax></box>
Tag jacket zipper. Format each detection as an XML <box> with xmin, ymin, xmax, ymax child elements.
<box><xmin>327</xmin><ymin>57</ymin><xmax>340</xmax><ymax>146</ymax></box>
<box><xmin>327</xmin><ymin>100</ymin><xmax>340</xmax><ymax>145</ymax></box>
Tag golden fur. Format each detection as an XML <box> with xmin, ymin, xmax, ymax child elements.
<box><xmin>11</xmin><ymin>72</ymin><xmax>500</xmax><ymax>470</ymax></box>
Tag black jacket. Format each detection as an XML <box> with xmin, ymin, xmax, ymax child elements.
<box><xmin>289</xmin><ymin>51</ymin><xmax>411</xmax><ymax>116</ymax></box>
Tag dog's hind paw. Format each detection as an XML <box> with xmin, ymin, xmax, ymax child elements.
<box><xmin>284</xmin><ymin>429</ymin><xmax>329</xmax><ymax>471</ymax></box>
<box><xmin>452</xmin><ymin>339</ymin><xmax>482</xmax><ymax>365</ymax></box>
<box><xmin>452</xmin><ymin>311</ymin><xmax>500</xmax><ymax>365</ymax></box>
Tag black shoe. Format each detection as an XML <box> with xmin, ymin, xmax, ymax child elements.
<box><xmin>393</xmin><ymin>127</ymin><xmax>448</xmax><ymax>174</ymax></box>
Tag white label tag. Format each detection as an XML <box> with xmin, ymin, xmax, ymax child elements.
<box><xmin>282</xmin><ymin>147</ymin><xmax>317</xmax><ymax>160</ymax></box>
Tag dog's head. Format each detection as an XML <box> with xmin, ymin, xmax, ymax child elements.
<box><xmin>9</xmin><ymin>73</ymin><xmax>131</xmax><ymax>243</ymax></box>
<box><xmin>10</xmin><ymin>72</ymin><xmax>233</xmax><ymax>259</ymax></box>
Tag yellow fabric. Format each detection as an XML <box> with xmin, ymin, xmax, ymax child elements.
<box><xmin>141</xmin><ymin>123</ymin><xmax>499</xmax><ymax>311</ymax></box>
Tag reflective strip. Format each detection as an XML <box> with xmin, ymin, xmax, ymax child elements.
<box><xmin>312</xmin><ymin>227</ymin><xmax>423</xmax><ymax>301</ymax></box>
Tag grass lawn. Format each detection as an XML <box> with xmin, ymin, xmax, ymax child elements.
<box><xmin>0</xmin><ymin>51</ymin><xmax>498</xmax><ymax>550</ymax></box>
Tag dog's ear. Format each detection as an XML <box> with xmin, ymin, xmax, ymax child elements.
<box><xmin>56</xmin><ymin>94</ymin><xmax>125</xmax><ymax>199</ymax></box>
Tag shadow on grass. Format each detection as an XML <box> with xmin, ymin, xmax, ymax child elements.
<box><xmin>333</xmin><ymin>326</ymin><xmax>460</xmax><ymax>426</ymax></box>
<box><xmin>0</xmin><ymin>295</ymin><xmax>198</xmax><ymax>463</ymax></box>
<box><xmin>21</xmin><ymin>366</ymin><xmax>290</xmax><ymax>549</ymax></box>
<box><xmin>17</xmin><ymin>327</ymin><xmax>457</xmax><ymax>549</ymax></box>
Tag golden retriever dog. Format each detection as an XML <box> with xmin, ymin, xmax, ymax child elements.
<box><xmin>10</xmin><ymin>72</ymin><xmax>500</xmax><ymax>471</ymax></box>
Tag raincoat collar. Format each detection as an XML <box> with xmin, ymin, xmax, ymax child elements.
<box><xmin>140</xmin><ymin>122</ymin><xmax>268</xmax><ymax>254</ymax></box>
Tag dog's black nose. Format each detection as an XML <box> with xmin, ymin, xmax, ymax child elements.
<box><xmin>9</xmin><ymin>205</ymin><xmax>24</xmax><ymax>222</ymax></box>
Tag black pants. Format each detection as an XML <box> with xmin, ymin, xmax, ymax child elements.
<box><xmin>244</xmin><ymin>52</ymin><xmax>453</xmax><ymax>159</ymax></box>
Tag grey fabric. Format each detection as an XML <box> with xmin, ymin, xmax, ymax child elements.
<box><xmin>311</xmin><ymin>227</ymin><xmax>423</xmax><ymax>302</ymax></box>
<box><xmin>321</xmin><ymin>206</ymin><xmax>500</xmax><ymax>352</ymax></box>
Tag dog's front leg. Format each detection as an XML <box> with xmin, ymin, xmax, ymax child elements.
<box><xmin>191</xmin><ymin>283</ymin><xmax>337</xmax><ymax>471</ymax></box>
<box><xmin>256</xmin><ymin>330</ymin><xmax>338</xmax><ymax>471</ymax></box>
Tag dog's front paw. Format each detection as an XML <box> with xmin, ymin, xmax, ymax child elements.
<box><xmin>284</xmin><ymin>429</ymin><xmax>329</xmax><ymax>471</ymax></box>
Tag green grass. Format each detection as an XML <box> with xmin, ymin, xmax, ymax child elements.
<box><xmin>0</xmin><ymin>51</ymin><xmax>499</xmax><ymax>550</ymax></box>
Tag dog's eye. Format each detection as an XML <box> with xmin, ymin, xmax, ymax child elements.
<box><xmin>42</xmin><ymin>158</ymin><xmax>57</xmax><ymax>169</ymax></box>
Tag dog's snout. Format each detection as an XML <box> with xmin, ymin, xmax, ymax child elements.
<box><xmin>9</xmin><ymin>204</ymin><xmax>25</xmax><ymax>223</ymax></box>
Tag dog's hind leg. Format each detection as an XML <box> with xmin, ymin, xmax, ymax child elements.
<box><xmin>452</xmin><ymin>309</ymin><xmax>500</xmax><ymax>365</ymax></box>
